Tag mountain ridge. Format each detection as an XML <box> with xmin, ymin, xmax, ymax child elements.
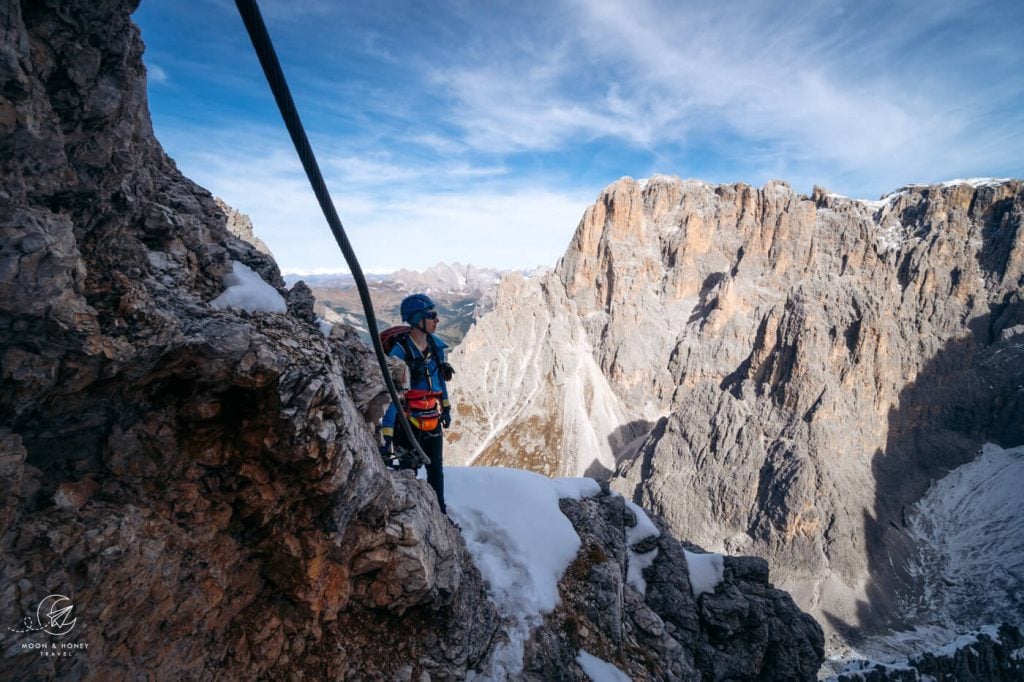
<box><xmin>292</xmin><ymin>261</ymin><xmax>518</xmax><ymax>346</ymax></box>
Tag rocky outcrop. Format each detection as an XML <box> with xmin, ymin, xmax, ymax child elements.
<box><xmin>0</xmin><ymin>1</ymin><xmax>500</xmax><ymax>678</ymax></box>
<box><xmin>523</xmin><ymin>490</ymin><xmax>824</xmax><ymax>680</ymax></box>
<box><xmin>448</xmin><ymin>270</ymin><xmax>634</xmax><ymax>476</ymax></box>
<box><xmin>448</xmin><ymin>175</ymin><xmax>1024</xmax><ymax>636</ymax></box>
<box><xmin>215</xmin><ymin>197</ymin><xmax>272</xmax><ymax>256</ymax></box>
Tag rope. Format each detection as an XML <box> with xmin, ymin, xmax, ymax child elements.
<box><xmin>234</xmin><ymin>0</ymin><xmax>431</xmax><ymax>467</ymax></box>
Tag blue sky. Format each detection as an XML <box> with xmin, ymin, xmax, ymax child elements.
<box><xmin>134</xmin><ymin>0</ymin><xmax>1024</xmax><ymax>274</ymax></box>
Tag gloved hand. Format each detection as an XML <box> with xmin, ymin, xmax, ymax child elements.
<box><xmin>379</xmin><ymin>436</ymin><xmax>393</xmax><ymax>458</ymax></box>
<box><xmin>441</xmin><ymin>362</ymin><xmax>455</xmax><ymax>381</ymax></box>
<box><xmin>441</xmin><ymin>408</ymin><xmax>452</xmax><ymax>429</ymax></box>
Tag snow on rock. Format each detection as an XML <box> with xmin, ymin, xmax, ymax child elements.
<box><xmin>576</xmin><ymin>650</ymin><xmax>631</xmax><ymax>682</ymax></box>
<box><xmin>619</xmin><ymin>498</ymin><xmax>662</xmax><ymax>595</ymax></box>
<box><xmin>624</xmin><ymin>499</ymin><xmax>660</xmax><ymax>545</ymax></box>
<box><xmin>210</xmin><ymin>261</ymin><xmax>287</xmax><ymax>313</ymax></box>
<box><xmin>552</xmin><ymin>477</ymin><xmax>602</xmax><ymax>499</ymax></box>
<box><xmin>906</xmin><ymin>443</ymin><xmax>1024</xmax><ymax>626</ymax></box>
<box><xmin>626</xmin><ymin>548</ymin><xmax>658</xmax><ymax>595</ymax></box>
<box><xmin>822</xmin><ymin>625</ymin><xmax>1011</xmax><ymax>681</ymax></box>
<box><xmin>831</xmin><ymin>657</ymin><xmax>917</xmax><ymax>680</ymax></box>
<box><xmin>939</xmin><ymin>177</ymin><xmax>1014</xmax><ymax>188</ymax></box>
<box><xmin>447</xmin><ymin>467</ymin><xmax>599</xmax><ymax>677</ymax></box>
<box><xmin>683</xmin><ymin>549</ymin><xmax>725</xmax><ymax>597</ymax></box>
<box><xmin>932</xmin><ymin>625</ymin><xmax>1001</xmax><ymax>656</ymax></box>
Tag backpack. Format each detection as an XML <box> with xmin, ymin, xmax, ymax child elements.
<box><xmin>380</xmin><ymin>325</ymin><xmax>413</xmax><ymax>354</ymax></box>
<box><xmin>379</xmin><ymin>325</ymin><xmax>454</xmax><ymax>386</ymax></box>
<box><xmin>380</xmin><ymin>325</ymin><xmax>424</xmax><ymax>382</ymax></box>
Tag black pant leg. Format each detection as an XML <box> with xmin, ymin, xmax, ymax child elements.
<box><xmin>420</xmin><ymin>426</ymin><xmax>445</xmax><ymax>513</ymax></box>
<box><xmin>394</xmin><ymin>425</ymin><xmax>446</xmax><ymax>513</ymax></box>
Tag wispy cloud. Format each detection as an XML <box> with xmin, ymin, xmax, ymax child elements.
<box><xmin>428</xmin><ymin>0</ymin><xmax>1024</xmax><ymax>194</ymax></box>
<box><xmin>147</xmin><ymin>63</ymin><xmax>168</xmax><ymax>84</ymax></box>
<box><xmin>154</xmin><ymin>123</ymin><xmax>589</xmax><ymax>272</ymax></box>
<box><xmin>136</xmin><ymin>0</ymin><xmax>1024</xmax><ymax>271</ymax></box>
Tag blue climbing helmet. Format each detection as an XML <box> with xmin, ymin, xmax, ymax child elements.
<box><xmin>400</xmin><ymin>293</ymin><xmax>437</xmax><ymax>325</ymax></box>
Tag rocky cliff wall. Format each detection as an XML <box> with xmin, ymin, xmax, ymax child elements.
<box><xmin>448</xmin><ymin>175</ymin><xmax>1024</xmax><ymax>636</ymax></box>
<box><xmin>0</xmin><ymin>2</ymin><xmax>499</xmax><ymax>678</ymax></box>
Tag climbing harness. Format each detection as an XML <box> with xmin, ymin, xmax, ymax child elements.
<box><xmin>234</xmin><ymin>0</ymin><xmax>429</xmax><ymax>466</ymax></box>
<box><xmin>403</xmin><ymin>389</ymin><xmax>444</xmax><ymax>431</ymax></box>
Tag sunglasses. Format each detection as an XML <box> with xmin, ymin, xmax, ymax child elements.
<box><xmin>422</xmin><ymin>310</ymin><xmax>439</xmax><ymax>320</ymax></box>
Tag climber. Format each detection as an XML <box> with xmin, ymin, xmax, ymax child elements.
<box><xmin>380</xmin><ymin>293</ymin><xmax>454</xmax><ymax>513</ymax></box>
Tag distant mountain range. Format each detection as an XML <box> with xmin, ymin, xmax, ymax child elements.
<box><xmin>284</xmin><ymin>262</ymin><xmax>538</xmax><ymax>346</ymax></box>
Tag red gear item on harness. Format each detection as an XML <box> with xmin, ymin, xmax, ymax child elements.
<box><xmin>403</xmin><ymin>389</ymin><xmax>443</xmax><ymax>431</ymax></box>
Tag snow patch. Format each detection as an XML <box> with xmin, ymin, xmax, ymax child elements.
<box><xmin>619</xmin><ymin>498</ymin><xmax>661</xmax><ymax>595</ymax></box>
<box><xmin>210</xmin><ymin>261</ymin><xmax>287</xmax><ymax>313</ymax></box>
<box><xmin>576</xmin><ymin>650</ymin><xmax>631</xmax><ymax>682</ymax></box>
<box><xmin>823</xmin><ymin>625</ymin><xmax>1004</xmax><ymax>681</ymax></box>
<box><xmin>832</xmin><ymin>658</ymin><xmax>916</xmax><ymax>679</ymax></box>
<box><xmin>447</xmin><ymin>467</ymin><xmax>586</xmax><ymax>677</ymax></box>
<box><xmin>882</xmin><ymin>178</ymin><xmax>1014</xmax><ymax>201</ymax></box>
<box><xmin>875</xmin><ymin>222</ymin><xmax>912</xmax><ymax>251</ymax></box>
<box><xmin>624</xmin><ymin>499</ymin><xmax>660</xmax><ymax>545</ymax></box>
<box><xmin>857</xmin><ymin>198</ymin><xmax>886</xmax><ymax>210</ymax></box>
<box><xmin>316</xmin><ymin>318</ymin><xmax>332</xmax><ymax>337</ymax></box>
<box><xmin>627</xmin><ymin>548</ymin><xmax>658</xmax><ymax>594</ymax></box>
<box><xmin>683</xmin><ymin>549</ymin><xmax>724</xmax><ymax>597</ymax></box>
<box><xmin>906</xmin><ymin>443</ymin><xmax>1024</xmax><ymax>626</ymax></box>
<box><xmin>939</xmin><ymin>177</ymin><xmax>1013</xmax><ymax>188</ymax></box>
<box><xmin>552</xmin><ymin>477</ymin><xmax>602</xmax><ymax>499</ymax></box>
<box><xmin>932</xmin><ymin>625</ymin><xmax>1000</xmax><ymax>656</ymax></box>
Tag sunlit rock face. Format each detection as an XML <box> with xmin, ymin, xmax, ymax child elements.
<box><xmin>450</xmin><ymin>174</ymin><xmax>1024</xmax><ymax>633</ymax></box>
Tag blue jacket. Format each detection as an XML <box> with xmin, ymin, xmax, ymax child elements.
<box><xmin>381</xmin><ymin>333</ymin><xmax>450</xmax><ymax>437</ymax></box>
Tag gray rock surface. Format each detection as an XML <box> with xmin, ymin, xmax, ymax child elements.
<box><xmin>449</xmin><ymin>174</ymin><xmax>1024</xmax><ymax>637</ymax></box>
<box><xmin>522</xmin><ymin>490</ymin><xmax>825</xmax><ymax>680</ymax></box>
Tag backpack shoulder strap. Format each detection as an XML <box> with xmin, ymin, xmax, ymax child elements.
<box><xmin>426</xmin><ymin>334</ymin><xmax>448</xmax><ymax>391</ymax></box>
<box><xmin>397</xmin><ymin>332</ymin><xmax>416</xmax><ymax>360</ymax></box>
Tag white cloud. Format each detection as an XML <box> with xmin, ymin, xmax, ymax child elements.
<box><xmin>147</xmin><ymin>63</ymin><xmax>168</xmax><ymax>83</ymax></box>
<box><xmin>155</xmin><ymin>126</ymin><xmax>591</xmax><ymax>272</ymax></box>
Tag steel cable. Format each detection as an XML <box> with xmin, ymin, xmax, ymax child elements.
<box><xmin>234</xmin><ymin>0</ymin><xmax>430</xmax><ymax>466</ymax></box>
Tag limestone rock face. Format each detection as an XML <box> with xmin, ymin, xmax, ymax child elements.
<box><xmin>450</xmin><ymin>175</ymin><xmax>1024</xmax><ymax>634</ymax></box>
<box><xmin>448</xmin><ymin>271</ymin><xmax>635</xmax><ymax>477</ymax></box>
<box><xmin>0</xmin><ymin>2</ymin><xmax>499</xmax><ymax>679</ymax></box>
<box><xmin>215</xmin><ymin>197</ymin><xmax>272</xmax><ymax>256</ymax></box>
